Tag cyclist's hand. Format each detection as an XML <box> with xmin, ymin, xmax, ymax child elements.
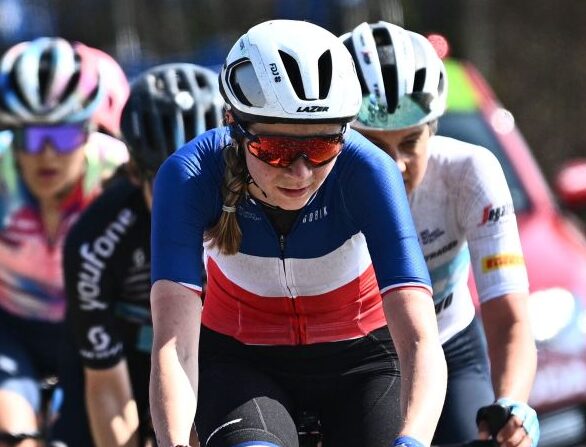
<box><xmin>477</xmin><ymin>399</ymin><xmax>539</xmax><ymax>447</ymax></box>
<box><xmin>478</xmin><ymin>416</ymin><xmax>529</xmax><ymax>447</ymax></box>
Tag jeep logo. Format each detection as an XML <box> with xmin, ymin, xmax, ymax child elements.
<box><xmin>296</xmin><ymin>106</ymin><xmax>329</xmax><ymax>113</ymax></box>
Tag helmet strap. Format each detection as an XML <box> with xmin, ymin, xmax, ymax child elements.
<box><xmin>246</xmin><ymin>172</ymin><xmax>268</xmax><ymax>199</ymax></box>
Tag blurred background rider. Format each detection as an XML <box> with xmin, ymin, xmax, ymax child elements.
<box><xmin>0</xmin><ymin>37</ymin><xmax>128</xmax><ymax>446</ymax></box>
<box><xmin>63</xmin><ymin>63</ymin><xmax>224</xmax><ymax>447</ymax></box>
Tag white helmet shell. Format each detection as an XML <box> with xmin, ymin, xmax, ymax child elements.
<box><xmin>342</xmin><ymin>21</ymin><xmax>447</xmax><ymax>130</ymax></box>
<box><xmin>220</xmin><ymin>19</ymin><xmax>362</xmax><ymax>124</ymax></box>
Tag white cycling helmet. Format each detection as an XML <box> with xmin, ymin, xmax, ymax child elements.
<box><xmin>220</xmin><ymin>19</ymin><xmax>362</xmax><ymax>124</ymax></box>
<box><xmin>0</xmin><ymin>37</ymin><xmax>105</xmax><ymax>126</ymax></box>
<box><xmin>341</xmin><ymin>21</ymin><xmax>447</xmax><ymax>130</ymax></box>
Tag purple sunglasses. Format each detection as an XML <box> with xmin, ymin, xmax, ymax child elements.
<box><xmin>12</xmin><ymin>122</ymin><xmax>91</xmax><ymax>155</ymax></box>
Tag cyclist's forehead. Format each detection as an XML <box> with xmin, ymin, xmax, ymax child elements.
<box><xmin>355</xmin><ymin>124</ymin><xmax>426</xmax><ymax>145</ymax></box>
<box><xmin>248</xmin><ymin>121</ymin><xmax>342</xmax><ymax>136</ymax></box>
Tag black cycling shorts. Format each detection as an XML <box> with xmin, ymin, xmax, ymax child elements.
<box><xmin>195</xmin><ymin>325</ymin><xmax>402</xmax><ymax>447</ymax></box>
<box><xmin>433</xmin><ymin>317</ymin><xmax>494</xmax><ymax>444</ymax></box>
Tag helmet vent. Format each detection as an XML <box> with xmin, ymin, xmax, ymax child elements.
<box><xmin>9</xmin><ymin>66</ymin><xmax>30</xmax><ymax>110</ymax></box>
<box><xmin>40</xmin><ymin>50</ymin><xmax>81</xmax><ymax>106</ymax></box>
<box><xmin>438</xmin><ymin>71</ymin><xmax>446</xmax><ymax>96</ymax></box>
<box><xmin>278</xmin><ymin>50</ymin><xmax>306</xmax><ymax>100</ymax></box>
<box><xmin>372</xmin><ymin>27</ymin><xmax>392</xmax><ymax>47</ymax></box>
<box><xmin>375</xmin><ymin>44</ymin><xmax>395</xmax><ymax>66</ymax></box>
<box><xmin>372</xmin><ymin>28</ymin><xmax>399</xmax><ymax>112</ymax></box>
<box><xmin>175</xmin><ymin>69</ymin><xmax>189</xmax><ymax>91</ymax></box>
<box><xmin>380</xmin><ymin>64</ymin><xmax>399</xmax><ymax>112</ymax></box>
<box><xmin>317</xmin><ymin>50</ymin><xmax>332</xmax><ymax>99</ymax></box>
<box><xmin>38</xmin><ymin>51</ymin><xmax>54</xmax><ymax>104</ymax></box>
<box><xmin>341</xmin><ymin>37</ymin><xmax>368</xmax><ymax>95</ymax></box>
<box><xmin>182</xmin><ymin>108</ymin><xmax>196</xmax><ymax>142</ymax></box>
<box><xmin>228</xmin><ymin>61</ymin><xmax>261</xmax><ymax>107</ymax></box>
<box><xmin>195</xmin><ymin>73</ymin><xmax>210</xmax><ymax>89</ymax></box>
<box><xmin>413</xmin><ymin>68</ymin><xmax>426</xmax><ymax>93</ymax></box>
<box><xmin>230</xmin><ymin>73</ymin><xmax>252</xmax><ymax>106</ymax></box>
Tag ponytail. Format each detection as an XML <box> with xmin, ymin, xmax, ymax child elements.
<box><xmin>204</xmin><ymin>139</ymin><xmax>248</xmax><ymax>255</ymax></box>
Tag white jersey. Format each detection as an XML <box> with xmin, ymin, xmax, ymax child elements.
<box><xmin>409</xmin><ymin>135</ymin><xmax>529</xmax><ymax>343</ymax></box>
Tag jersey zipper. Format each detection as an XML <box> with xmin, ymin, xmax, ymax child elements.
<box><xmin>249</xmin><ymin>196</ymin><xmax>309</xmax><ymax>344</ymax></box>
<box><xmin>279</xmin><ymin>233</ymin><xmax>305</xmax><ymax>344</ymax></box>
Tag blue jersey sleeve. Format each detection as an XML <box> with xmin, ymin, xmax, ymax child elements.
<box><xmin>151</xmin><ymin>129</ymin><xmax>225</xmax><ymax>289</ymax></box>
<box><xmin>340</xmin><ymin>131</ymin><xmax>431</xmax><ymax>293</ymax></box>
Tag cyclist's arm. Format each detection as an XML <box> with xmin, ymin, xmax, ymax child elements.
<box><xmin>383</xmin><ymin>287</ymin><xmax>447</xmax><ymax>445</ymax></box>
<box><xmin>458</xmin><ymin>149</ymin><xmax>536</xmax><ymax>401</ymax></box>
<box><xmin>84</xmin><ymin>361</ymin><xmax>140</xmax><ymax>447</ymax></box>
<box><xmin>479</xmin><ymin>293</ymin><xmax>537</xmax><ymax>447</ymax></box>
<box><xmin>150</xmin><ymin>279</ymin><xmax>201</xmax><ymax>447</ymax></box>
<box><xmin>458</xmin><ymin>147</ymin><xmax>537</xmax><ymax>446</ymax></box>
<box><xmin>481</xmin><ymin>293</ymin><xmax>536</xmax><ymax>402</ymax></box>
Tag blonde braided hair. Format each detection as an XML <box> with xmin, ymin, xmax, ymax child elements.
<box><xmin>204</xmin><ymin>137</ymin><xmax>248</xmax><ymax>255</ymax></box>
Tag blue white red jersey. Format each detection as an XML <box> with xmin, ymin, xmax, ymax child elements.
<box><xmin>0</xmin><ymin>132</ymin><xmax>128</xmax><ymax>322</ymax></box>
<box><xmin>409</xmin><ymin>136</ymin><xmax>529</xmax><ymax>343</ymax></box>
<box><xmin>151</xmin><ymin>128</ymin><xmax>432</xmax><ymax>345</ymax></box>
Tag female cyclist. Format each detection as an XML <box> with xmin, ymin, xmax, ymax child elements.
<box><xmin>63</xmin><ymin>62</ymin><xmax>224</xmax><ymax>447</ymax></box>
<box><xmin>149</xmin><ymin>19</ymin><xmax>447</xmax><ymax>447</ymax></box>
<box><xmin>0</xmin><ymin>37</ymin><xmax>127</xmax><ymax>446</ymax></box>
<box><xmin>342</xmin><ymin>21</ymin><xmax>539</xmax><ymax>447</ymax></box>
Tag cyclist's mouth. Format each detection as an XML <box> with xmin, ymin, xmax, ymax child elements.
<box><xmin>278</xmin><ymin>186</ymin><xmax>310</xmax><ymax>197</ymax></box>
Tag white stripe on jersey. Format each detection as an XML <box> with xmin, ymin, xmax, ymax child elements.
<box><xmin>206</xmin><ymin>232</ymin><xmax>372</xmax><ymax>298</ymax></box>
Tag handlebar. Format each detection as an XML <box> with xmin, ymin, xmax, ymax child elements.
<box><xmin>433</xmin><ymin>404</ymin><xmax>512</xmax><ymax>447</ymax></box>
<box><xmin>296</xmin><ymin>403</ymin><xmax>512</xmax><ymax>447</ymax></box>
<box><xmin>476</xmin><ymin>403</ymin><xmax>511</xmax><ymax>438</ymax></box>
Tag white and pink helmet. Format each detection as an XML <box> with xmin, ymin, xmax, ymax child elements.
<box><xmin>0</xmin><ymin>37</ymin><xmax>106</xmax><ymax>126</ymax></box>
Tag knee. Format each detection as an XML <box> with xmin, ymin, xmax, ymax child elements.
<box><xmin>0</xmin><ymin>389</ymin><xmax>38</xmax><ymax>431</ymax></box>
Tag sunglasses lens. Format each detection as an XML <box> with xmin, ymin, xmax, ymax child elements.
<box><xmin>14</xmin><ymin>123</ymin><xmax>89</xmax><ymax>154</ymax></box>
<box><xmin>248</xmin><ymin>134</ymin><xmax>343</xmax><ymax>168</ymax></box>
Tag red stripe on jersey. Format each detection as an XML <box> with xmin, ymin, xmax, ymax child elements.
<box><xmin>202</xmin><ymin>257</ymin><xmax>387</xmax><ymax>345</ymax></box>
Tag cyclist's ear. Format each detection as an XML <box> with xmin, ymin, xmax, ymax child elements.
<box><xmin>223</xmin><ymin>108</ymin><xmax>235</xmax><ymax>125</ymax></box>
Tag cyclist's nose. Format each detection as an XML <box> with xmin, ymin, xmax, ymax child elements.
<box><xmin>287</xmin><ymin>157</ymin><xmax>313</xmax><ymax>178</ymax></box>
<box><xmin>393</xmin><ymin>155</ymin><xmax>407</xmax><ymax>173</ymax></box>
<box><xmin>38</xmin><ymin>143</ymin><xmax>59</xmax><ymax>158</ymax></box>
